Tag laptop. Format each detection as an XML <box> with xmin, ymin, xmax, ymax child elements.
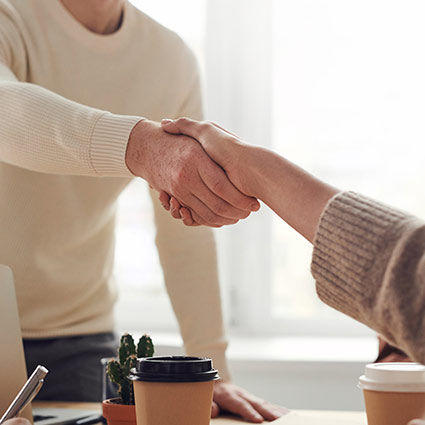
<box><xmin>0</xmin><ymin>265</ymin><xmax>101</xmax><ymax>425</ymax></box>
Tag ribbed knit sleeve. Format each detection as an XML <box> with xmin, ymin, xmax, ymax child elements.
<box><xmin>0</xmin><ymin>2</ymin><xmax>142</xmax><ymax>178</ymax></box>
<box><xmin>0</xmin><ymin>71</ymin><xmax>141</xmax><ymax>177</ymax></box>
<box><xmin>312</xmin><ymin>191</ymin><xmax>425</xmax><ymax>363</ymax></box>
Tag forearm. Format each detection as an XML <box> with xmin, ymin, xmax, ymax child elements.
<box><xmin>0</xmin><ymin>74</ymin><xmax>141</xmax><ymax>176</ymax></box>
<box><xmin>245</xmin><ymin>146</ymin><xmax>339</xmax><ymax>242</ymax></box>
<box><xmin>312</xmin><ymin>191</ymin><xmax>425</xmax><ymax>363</ymax></box>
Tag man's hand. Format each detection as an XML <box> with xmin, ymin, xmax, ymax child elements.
<box><xmin>212</xmin><ymin>381</ymin><xmax>289</xmax><ymax>423</ymax></box>
<box><xmin>161</xmin><ymin>118</ymin><xmax>256</xmax><ymax>197</ymax></box>
<box><xmin>3</xmin><ymin>419</ymin><xmax>31</xmax><ymax>425</ymax></box>
<box><xmin>159</xmin><ymin>117</ymin><xmax>262</xmax><ymax>226</ymax></box>
<box><xmin>126</xmin><ymin>119</ymin><xmax>259</xmax><ymax>227</ymax></box>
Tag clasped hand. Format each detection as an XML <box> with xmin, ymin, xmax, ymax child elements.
<box><xmin>125</xmin><ymin>120</ymin><xmax>259</xmax><ymax>228</ymax></box>
<box><xmin>155</xmin><ymin>117</ymin><xmax>259</xmax><ymax>227</ymax></box>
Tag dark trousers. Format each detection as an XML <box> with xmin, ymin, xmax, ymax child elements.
<box><xmin>23</xmin><ymin>332</ymin><xmax>118</xmax><ymax>402</ymax></box>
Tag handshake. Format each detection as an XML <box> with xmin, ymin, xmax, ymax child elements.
<box><xmin>125</xmin><ymin>117</ymin><xmax>262</xmax><ymax>228</ymax></box>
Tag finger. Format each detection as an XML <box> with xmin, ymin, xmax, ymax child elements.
<box><xmin>193</xmin><ymin>174</ymin><xmax>252</xmax><ymax>220</ymax></box>
<box><xmin>199</xmin><ymin>163</ymin><xmax>260</xmax><ymax>212</ymax></box>
<box><xmin>159</xmin><ymin>191</ymin><xmax>171</xmax><ymax>211</ymax></box>
<box><xmin>408</xmin><ymin>421</ymin><xmax>425</xmax><ymax>425</ymax></box>
<box><xmin>7</xmin><ymin>420</ymin><xmax>32</xmax><ymax>425</ymax></box>
<box><xmin>179</xmin><ymin>207</ymin><xmax>198</xmax><ymax>226</ymax></box>
<box><xmin>188</xmin><ymin>208</ymin><xmax>216</xmax><ymax>227</ymax></box>
<box><xmin>163</xmin><ymin>117</ymin><xmax>240</xmax><ymax>140</ymax></box>
<box><xmin>245</xmin><ymin>396</ymin><xmax>290</xmax><ymax>422</ymax></box>
<box><xmin>223</xmin><ymin>396</ymin><xmax>264</xmax><ymax>423</ymax></box>
<box><xmin>211</xmin><ymin>401</ymin><xmax>220</xmax><ymax>418</ymax></box>
<box><xmin>179</xmin><ymin>192</ymin><xmax>239</xmax><ymax>227</ymax></box>
<box><xmin>170</xmin><ymin>197</ymin><xmax>182</xmax><ymax>219</ymax></box>
<box><xmin>163</xmin><ymin>120</ymin><xmax>260</xmax><ymax>212</ymax></box>
<box><xmin>161</xmin><ymin>117</ymin><xmax>203</xmax><ymax>138</ymax></box>
<box><xmin>210</xmin><ymin>121</ymin><xmax>240</xmax><ymax>138</ymax></box>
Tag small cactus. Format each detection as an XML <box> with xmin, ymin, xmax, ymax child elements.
<box><xmin>107</xmin><ymin>333</ymin><xmax>155</xmax><ymax>405</ymax></box>
<box><xmin>137</xmin><ymin>334</ymin><xmax>154</xmax><ymax>358</ymax></box>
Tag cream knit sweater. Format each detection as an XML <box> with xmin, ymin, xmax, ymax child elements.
<box><xmin>0</xmin><ymin>0</ymin><xmax>229</xmax><ymax>379</ymax></box>
<box><xmin>312</xmin><ymin>191</ymin><xmax>425</xmax><ymax>364</ymax></box>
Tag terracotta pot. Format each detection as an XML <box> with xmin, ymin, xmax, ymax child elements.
<box><xmin>102</xmin><ymin>398</ymin><xmax>137</xmax><ymax>425</ymax></box>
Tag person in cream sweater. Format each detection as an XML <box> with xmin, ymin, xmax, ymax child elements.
<box><xmin>0</xmin><ymin>0</ymin><xmax>284</xmax><ymax>422</ymax></box>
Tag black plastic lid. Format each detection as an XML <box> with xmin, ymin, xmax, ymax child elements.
<box><xmin>129</xmin><ymin>356</ymin><xmax>220</xmax><ymax>383</ymax></box>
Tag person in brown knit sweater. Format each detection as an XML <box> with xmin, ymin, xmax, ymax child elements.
<box><xmin>159</xmin><ymin>117</ymin><xmax>425</xmax><ymax>424</ymax></box>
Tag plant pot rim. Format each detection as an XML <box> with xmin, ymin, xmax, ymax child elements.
<box><xmin>102</xmin><ymin>398</ymin><xmax>136</xmax><ymax>422</ymax></box>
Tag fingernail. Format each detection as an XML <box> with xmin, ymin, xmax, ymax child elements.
<box><xmin>161</xmin><ymin>119</ymin><xmax>173</xmax><ymax>125</ymax></box>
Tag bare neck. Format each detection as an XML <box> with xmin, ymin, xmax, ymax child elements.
<box><xmin>60</xmin><ymin>0</ymin><xmax>125</xmax><ymax>35</ymax></box>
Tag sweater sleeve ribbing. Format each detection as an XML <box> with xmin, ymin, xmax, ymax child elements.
<box><xmin>0</xmin><ymin>2</ymin><xmax>142</xmax><ymax>177</ymax></box>
<box><xmin>0</xmin><ymin>63</ymin><xmax>141</xmax><ymax>177</ymax></box>
<box><xmin>311</xmin><ymin>191</ymin><xmax>425</xmax><ymax>363</ymax></box>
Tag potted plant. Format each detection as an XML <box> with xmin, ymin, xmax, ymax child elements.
<box><xmin>102</xmin><ymin>333</ymin><xmax>154</xmax><ymax>425</ymax></box>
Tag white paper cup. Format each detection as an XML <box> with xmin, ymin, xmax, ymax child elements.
<box><xmin>358</xmin><ymin>363</ymin><xmax>425</xmax><ymax>425</ymax></box>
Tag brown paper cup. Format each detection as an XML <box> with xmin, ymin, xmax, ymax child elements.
<box><xmin>133</xmin><ymin>380</ymin><xmax>214</xmax><ymax>425</ymax></box>
<box><xmin>363</xmin><ymin>389</ymin><xmax>425</xmax><ymax>425</ymax></box>
<box><xmin>359</xmin><ymin>363</ymin><xmax>425</xmax><ymax>425</ymax></box>
<box><xmin>129</xmin><ymin>356</ymin><xmax>219</xmax><ymax>425</ymax></box>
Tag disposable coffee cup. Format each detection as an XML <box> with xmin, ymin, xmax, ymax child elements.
<box><xmin>358</xmin><ymin>362</ymin><xmax>425</xmax><ymax>425</ymax></box>
<box><xmin>129</xmin><ymin>356</ymin><xmax>219</xmax><ymax>425</ymax></box>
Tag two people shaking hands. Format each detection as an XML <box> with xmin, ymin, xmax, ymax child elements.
<box><xmin>128</xmin><ymin>116</ymin><xmax>338</xmax><ymax>240</ymax></box>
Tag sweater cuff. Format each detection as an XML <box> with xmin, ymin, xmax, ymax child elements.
<box><xmin>90</xmin><ymin>113</ymin><xmax>143</xmax><ymax>177</ymax></box>
<box><xmin>186</xmin><ymin>343</ymin><xmax>231</xmax><ymax>382</ymax></box>
<box><xmin>311</xmin><ymin>191</ymin><xmax>410</xmax><ymax>318</ymax></box>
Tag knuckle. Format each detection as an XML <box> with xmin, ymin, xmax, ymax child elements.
<box><xmin>202</xmin><ymin>210</ymin><xmax>219</xmax><ymax>225</ymax></box>
<box><xmin>204</xmin><ymin>213</ymin><xmax>216</xmax><ymax>225</ymax></box>
<box><xmin>193</xmin><ymin>214</ymin><xmax>206</xmax><ymax>226</ymax></box>
<box><xmin>172</xmin><ymin>167</ymin><xmax>188</xmax><ymax>188</ymax></box>
<box><xmin>210</xmin><ymin>177</ymin><xmax>225</xmax><ymax>194</ymax></box>
<box><xmin>199</xmin><ymin>122</ymin><xmax>210</xmax><ymax>132</ymax></box>
<box><xmin>213</xmin><ymin>202</ymin><xmax>227</xmax><ymax>216</ymax></box>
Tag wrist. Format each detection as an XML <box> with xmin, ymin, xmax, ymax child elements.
<box><xmin>242</xmin><ymin>145</ymin><xmax>274</xmax><ymax>199</ymax></box>
<box><xmin>125</xmin><ymin>119</ymin><xmax>153</xmax><ymax>178</ymax></box>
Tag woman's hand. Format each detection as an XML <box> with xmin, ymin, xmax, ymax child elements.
<box><xmin>160</xmin><ymin>117</ymin><xmax>339</xmax><ymax>241</ymax></box>
<box><xmin>162</xmin><ymin>118</ymin><xmax>259</xmax><ymax>196</ymax></box>
<box><xmin>127</xmin><ymin>119</ymin><xmax>260</xmax><ymax>227</ymax></box>
<box><xmin>160</xmin><ymin>117</ymin><xmax>262</xmax><ymax>226</ymax></box>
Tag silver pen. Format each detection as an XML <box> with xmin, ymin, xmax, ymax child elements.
<box><xmin>0</xmin><ymin>365</ymin><xmax>49</xmax><ymax>424</ymax></box>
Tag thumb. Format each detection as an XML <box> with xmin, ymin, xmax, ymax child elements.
<box><xmin>211</xmin><ymin>401</ymin><xmax>220</xmax><ymax>418</ymax></box>
<box><xmin>161</xmin><ymin>117</ymin><xmax>202</xmax><ymax>139</ymax></box>
<box><xmin>161</xmin><ymin>119</ymin><xmax>181</xmax><ymax>135</ymax></box>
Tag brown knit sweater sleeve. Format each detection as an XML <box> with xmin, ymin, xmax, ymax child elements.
<box><xmin>311</xmin><ymin>191</ymin><xmax>425</xmax><ymax>364</ymax></box>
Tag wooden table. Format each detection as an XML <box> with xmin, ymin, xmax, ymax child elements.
<box><xmin>33</xmin><ymin>402</ymin><xmax>367</xmax><ymax>424</ymax></box>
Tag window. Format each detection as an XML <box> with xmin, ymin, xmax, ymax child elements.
<box><xmin>116</xmin><ymin>0</ymin><xmax>425</xmax><ymax>338</ymax></box>
<box><xmin>269</xmin><ymin>0</ymin><xmax>425</xmax><ymax>334</ymax></box>
<box><xmin>114</xmin><ymin>0</ymin><xmax>206</xmax><ymax>333</ymax></box>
